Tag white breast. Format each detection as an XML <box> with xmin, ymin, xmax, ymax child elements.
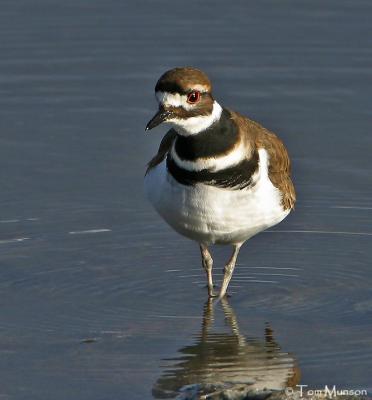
<box><xmin>144</xmin><ymin>149</ymin><xmax>290</xmax><ymax>245</ymax></box>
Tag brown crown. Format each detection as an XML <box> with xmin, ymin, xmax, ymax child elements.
<box><xmin>155</xmin><ymin>67</ymin><xmax>212</xmax><ymax>95</ymax></box>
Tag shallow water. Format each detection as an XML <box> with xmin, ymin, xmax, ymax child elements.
<box><xmin>1</xmin><ymin>0</ymin><xmax>372</xmax><ymax>399</ymax></box>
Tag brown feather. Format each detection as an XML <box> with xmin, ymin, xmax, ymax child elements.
<box><xmin>155</xmin><ymin>67</ymin><xmax>212</xmax><ymax>94</ymax></box>
<box><xmin>145</xmin><ymin>129</ymin><xmax>177</xmax><ymax>175</ymax></box>
<box><xmin>230</xmin><ymin>111</ymin><xmax>296</xmax><ymax>210</ymax></box>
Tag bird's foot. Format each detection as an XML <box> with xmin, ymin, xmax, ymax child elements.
<box><xmin>207</xmin><ymin>287</ymin><xmax>218</xmax><ymax>298</ymax></box>
<box><xmin>218</xmin><ymin>292</ymin><xmax>232</xmax><ymax>300</ymax></box>
<box><xmin>204</xmin><ymin>284</ymin><xmax>218</xmax><ymax>289</ymax></box>
<box><xmin>208</xmin><ymin>287</ymin><xmax>218</xmax><ymax>298</ymax></box>
<box><xmin>204</xmin><ymin>284</ymin><xmax>218</xmax><ymax>298</ymax></box>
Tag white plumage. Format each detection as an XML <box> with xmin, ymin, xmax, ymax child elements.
<box><xmin>144</xmin><ymin>148</ymin><xmax>289</xmax><ymax>245</ymax></box>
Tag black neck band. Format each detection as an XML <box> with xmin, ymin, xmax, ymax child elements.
<box><xmin>174</xmin><ymin>109</ymin><xmax>238</xmax><ymax>160</ymax></box>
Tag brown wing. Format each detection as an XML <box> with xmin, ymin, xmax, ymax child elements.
<box><xmin>145</xmin><ymin>129</ymin><xmax>177</xmax><ymax>175</ymax></box>
<box><xmin>255</xmin><ymin>128</ymin><xmax>296</xmax><ymax>210</ymax></box>
<box><xmin>230</xmin><ymin>111</ymin><xmax>296</xmax><ymax>210</ymax></box>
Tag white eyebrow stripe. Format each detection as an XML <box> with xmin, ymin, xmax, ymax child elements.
<box><xmin>156</xmin><ymin>91</ymin><xmax>192</xmax><ymax>110</ymax></box>
<box><xmin>156</xmin><ymin>91</ymin><xmax>209</xmax><ymax>111</ymax></box>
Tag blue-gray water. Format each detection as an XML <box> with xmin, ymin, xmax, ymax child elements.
<box><xmin>1</xmin><ymin>1</ymin><xmax>372</xmax><ymax>399</ymax></box>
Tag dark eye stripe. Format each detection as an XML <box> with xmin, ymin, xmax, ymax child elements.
<box><xmin>155</xmin><ymin>80</ymin><xmax>210</xmax><ymax>96</ymax></box>
<box><xmin>155</xmin><ymin>82</ymin><xmax>188</xmax><ymax>95</ymax></box>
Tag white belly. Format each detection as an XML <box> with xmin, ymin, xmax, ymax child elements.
<box><xmin>144</xmin><ymin>149</ymin><xmax>290</xmax><ymax>245</ymax></box>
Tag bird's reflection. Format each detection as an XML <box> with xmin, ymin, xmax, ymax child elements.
<box><xmin>153</xmin><ymin>299</ymin><xmax>300</xmax><ymax>399</ymax></box>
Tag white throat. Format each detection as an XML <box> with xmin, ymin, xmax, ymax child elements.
<box><xmin>167</xmin><ymin>101</ymin><xmax>223</xmax><ymax>136</ymax></box>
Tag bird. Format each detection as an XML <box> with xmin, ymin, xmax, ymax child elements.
<box><xmin>144</xmin><ymin>67</ymin><xmax>295</xmax><ymax>298</ymax></box>
<box><xmin>152</xmin><ymin>299</ymin><xmax>300</xmax><ymax>398</ymax></box>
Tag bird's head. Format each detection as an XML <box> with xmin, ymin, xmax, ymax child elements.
<box><xmin>146</xmin><ymin>67</ymin><xmax>222</xmax><ymax>136</ymax></box>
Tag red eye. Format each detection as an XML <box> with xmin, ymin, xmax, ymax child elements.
<box><xmin>187</xmin><ymin>91</ymin><xmax>201</xmax><ymax>104</ymax></box>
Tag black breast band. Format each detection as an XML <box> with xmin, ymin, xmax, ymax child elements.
<box><xmin>166</xmin><ymin>151</ymin><xmax>259</xmax><ymax>190</ymax></box>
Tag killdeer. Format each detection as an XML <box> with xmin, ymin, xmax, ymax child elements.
<box><xmin>144</xmin><ymin>67</ymin><xmax>295</xmax><ymax>298</ymax></box>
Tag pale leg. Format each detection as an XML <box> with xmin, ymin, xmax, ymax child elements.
<box><xmin>200</xmin><ymin>244</ymin><xmax>216</xmax><ymax>298</ymax></box>
<box><xmin>221</xmin><ymin>297</ymin><xmax>246</xmax><ymax>346</ymax></box>
<box><xmin>201</xmin><ymin>298</ymin><xmax>215</xmax><ymax>340</ymax></box>
<box><xmin>219</xmin><ymin>243</ymin><xmax>242</xmax><ymax>298</ymax></box>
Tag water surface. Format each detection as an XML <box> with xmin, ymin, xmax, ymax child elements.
<box><xmin>1</xmin><ymin>1</ymin><xmax>371</xmax><ymax>399</ymax></box>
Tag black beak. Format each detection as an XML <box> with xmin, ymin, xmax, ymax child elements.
<box><xmin>145</xmin><ymin>109</ymin><xmax>174</xmax><ymax>131</ymax></box>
